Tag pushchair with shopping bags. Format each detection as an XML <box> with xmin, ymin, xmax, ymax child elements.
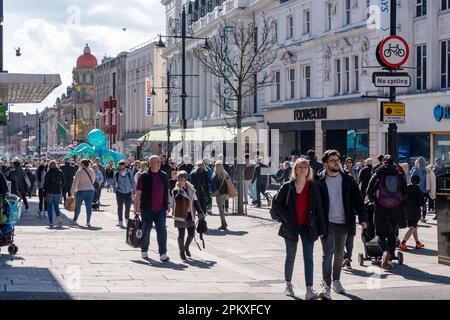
<box><xmin>0</xmin><ymin>195</ymin><xmax>22</xmax><ymax>255</ymax></box>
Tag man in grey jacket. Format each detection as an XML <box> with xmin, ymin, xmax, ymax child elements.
<box><xmin>113</xmin><ymin>161</ymin><xmax>136</xmax><ymax>228</ymax></box>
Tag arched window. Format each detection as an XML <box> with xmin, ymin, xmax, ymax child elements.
<box><xmin>194</xmin><ymin>0</ymin><xmax>199</xmax><ymax>21</ymax></box>
<box><xmin>207</xmin><ymin>0</ymin><xmax>212</xmax><ymax>12</ymax></box>
<box><xmin>200</xmin><ymin>0</ymin><xmax>206</xmax><ymax>17</ymax></box>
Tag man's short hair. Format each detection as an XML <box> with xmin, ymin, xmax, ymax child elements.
<box><xmin>119</xmin><ymin>161</ymin><xmax>126</xmax><ymax>166</ymax></box>
<box><xmin>244</xmin><ymin>154</ymin><xmax>250</xmax><ymax>159</ymax></box>
<box><xmin>322</xmin><ymin>150</ymin><xmax>341</xmax><ymax>163</ymax></box>
<box><xmin>383</xmin><ymin>155</ymin><xmax>394</xmax><ymax>165</ymax></box>
<box><xmin>378</xmin><ymin>154</ymin><xmax>385</xmax><ymax>162</ymax></box>
<box><xmin>307</xmin><ymin>149</ymin><xmax>316</xmax><ymax>157</ymax></box>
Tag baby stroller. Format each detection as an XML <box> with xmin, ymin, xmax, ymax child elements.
<box><xmin>358</xmin><ymin>204</ymin><xmax>404</xmax><ymax>266</ymax></box>
<box><xmin>0</xmin><ymin>195</ymin><xmax>22</xmax><ymax>256</ymax></box>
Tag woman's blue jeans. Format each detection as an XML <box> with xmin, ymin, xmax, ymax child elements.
<box><xmin>47</xmin><ymin>194</ymin><xmax>62</xmax><ymax>224</ymax></box>
<box><xmin>284</xmin><ymin>224</ymin><xmax>315</xmax><ymax>287</ymax></box>
<box><xmin>74</xmin><ymin>190</ymin><xmax>94</xmax><ymax>224</ymax></box>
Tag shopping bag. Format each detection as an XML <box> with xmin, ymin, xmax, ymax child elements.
<box><xmin>126</xmin><ymin>213</ymin><xmax>144</xmax><ymax>248</ymax></box>
<box><xmin>65</xmin><ymin>196</ymin><xmax>76</xmax><ymax>212</ymax></box>
<box><xmin>226</xmin><ymin>177</ymin><xmax>237</xmax><ymax>198</ymax></box>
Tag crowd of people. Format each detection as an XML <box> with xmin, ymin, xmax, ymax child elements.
<box><xmin>271</xmin><ymin>149</ymin><xmax>448</xmax><ymax>300</ymax></box>
<box><xmin>0</xmin><ymin>150</ymin><xmax>448</xmax><ymax>300</ymax></box>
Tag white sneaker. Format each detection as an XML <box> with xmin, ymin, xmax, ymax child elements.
<box><xmin>319</xmin><ymin>281</ymin><xmax>332</xmax><ymax>300</ymax></box>
<box><xmin>305</xmin><ymin>286</ymin><xmax>319</xmax><ymax>300</ymax></box>
<box><xmin>86</xmin><ymin>223</ymin><xmax>91</xmax><ymax>228</ymax></box>
<box><xmin>160</xmin><ymin>254</ymin><xmax>170</xmax><ymax>262</ymax></box>
<box><xmin>118</xmin><ymin>221</ymin><xmax>124</xmax><ymax>228</ymax></box>
<box><xmin>141</xmin><ymin>252</ymin><xmax>148</xmax><ymax>259</ymax></box>
<box><xmin>284</xmin><ymin>283</ymin><xmax>295</xmax><ymax>297</ymax></box>
<box><xmin>332</xmin><ymin>280</ymin><xmax>346</xmax><ymax>294</ymax></box>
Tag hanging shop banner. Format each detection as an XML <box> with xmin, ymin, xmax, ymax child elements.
<box><xmin>145</xmin><ymin>78</ymin><xmax>153</xmax><ymax>117</ymax></box>
<box><xmin>0</xmin><ymin>104</ymin><xmax>7</xmax><ymax>126</ymax></box>
<box><xmin>103</xmin><ymin>99</ymin><xmax>118</xmax><ymax>135</ymax></box>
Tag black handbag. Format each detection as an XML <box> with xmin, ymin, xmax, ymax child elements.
<box><xmin>126</xmin><ymin>214</ymin><xmax>144</xmax><ymax>248</ymax></box>
<box><xmin>270</xmin><ymin>183</ymin><xmax>291</xmax><ymax>222</ymax></box>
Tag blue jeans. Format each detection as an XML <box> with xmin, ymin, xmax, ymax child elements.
<box><xmin>284</xmin><ymin>225</ymin><xmax>315</xmax><ymax>287</ymax></box>
<box><xmin>141</xmin><ymin>210</ymin><xmax>167</xmax><ymax>255</ymax></box>
<box><xmin>47</xmin><ymin>194</ymin><xmax>62</xmax><ymax>224</ymax></box>
<box><xmin>74</xmin><ymin>190</ymin><xmax>95</xmax><ymax>223</ymax></box>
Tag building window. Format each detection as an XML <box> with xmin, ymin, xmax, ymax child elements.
<box><xmin>353</xmin><ymin>56</ymin><xmax>359</xmax><ymax>93</ymax></box>
<box><xmin>366</xmin><ymin>0</ymin><xmax>371</xmax><ymax>18</ymax></box>
<box><xmin>441</xmin><ymin>40</ymin><xmax>450</xmax><ymax>89</ymax></box>
<box><xmin>275</xmin><ymin>71</ymin><xmax>281</xmax><ymax>101</ymax></box>
<box><xmin>272</xmin><ymin>21</ymin><xmax>278</xmax><ymax>43</ymax></box>
<box><xmin>416</xmin><ymin>45</ymin><xmax>427</xmax><ymax>91</ymax></box>
<box><xmin>443</xmin><ymin>0</ymin><xmax>450</xmax><ymax>10</ymax></box>
<box><xmin>417</xmin><ymin>0</ymin><xmax>427</xmax><ymax>17</ymax></box>
<box><xmin>335</xmin><ymin>59</ymin><xmax>341</xmax><ymax>94</ymax></box>
<box><xmin>344</xmin><ymin>57</ymin><xmax>350</xmax><ymax>93</ymax></box>
<box><xmin>345</xmin><ymin>0</ymin><xmax>351</xmax><ymax>25</ymax></box>
<box><xmin>304</xmin><ymin>10</ymin><xmax>310</xmax><ymax>34</ymax></box>
<box><xmin>327</xmin><ymin>2</ymin><xmax>332</xmax><ymax>30</ymax></box>
<box><xmin>287</xmin><ymin>15</ymin><xmax>293</xmax><ymax>39</ymax></box>
<box><xmin>288</xmin><ymin>69</ymin><xmax>295</xmax><ymax>99</ymax></box>
<box><xmin>303</xmin><ymin>65</ymin><xmax>311</xmax><ymax>98</ymax></box>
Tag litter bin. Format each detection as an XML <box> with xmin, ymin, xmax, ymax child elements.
<box><xmin>436</xmin><ymin>172</ymin><xmax>450</xmax><ymax>266</ymax></box>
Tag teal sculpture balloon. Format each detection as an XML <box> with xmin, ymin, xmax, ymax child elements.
<box><xmin>64</xmin><ymin>129</ymin><xmax>125</xmax><ymax>166</ymax></box>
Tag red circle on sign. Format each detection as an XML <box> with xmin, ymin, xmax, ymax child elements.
<box><xmin>379</xmin><ymin>35</ymin><xmax>409</xmax><ymax>68</ymax></box>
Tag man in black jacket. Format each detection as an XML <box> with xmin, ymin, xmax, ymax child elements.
<box><xmin>318</xmin><ymin>150</ymin><xmax>367</xmax><ymax>300</ymax></box>
<box><xmin>367</xmin><ymin>155</ymin><xmax>407</xmax><ymax>270</ymax></box>
<box><xmin>372</xmin><ymin>154</ymin><xmax>385</xmax><ymax>174</ymax></box>
<box><xmin>134</xmin><ymin>155</ymin><xmax>170</xmax><ymax>262</ymax></box>
<box><xmin>251</xmin><ymin>157</ymin><xmax>270</xmax><ymax>208</ymax></box>
<box><xmin>9</xmin><ymin>159</ymin><xmax>29</xmax><ymax>210</ymax></box>
<box><xmin>0</xmin><ymin>171</ymin><xmax>8</xmax><ymax>199</ymax></box>
<box><xmin>60</xmin><ymin>158</ymin><xmax>76</xmax><ymax>206</ymax></box>
<box><xmin>307</xmin><ymin>149</ymin><xmax>324</xmax><ymax>179</ymax></box>
<box><xmin>358</xmin><ymin>158</ymin><xmax>374</xmax><ymax>200</ymax></box>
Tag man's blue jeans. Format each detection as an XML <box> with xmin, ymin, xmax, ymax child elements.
<box><xmin>74</xmin><ymin>190</ymin><xmax>94</xmax><ymax>224</ymax></box>
<box><xmin>284</xmin><ymin>224</ymin><xmax>315</xmax><ymax>287</ymax></box>
<box><xmin>47</xmin><ymin>194</ymin><xmax>62</xmax><ymax>225</ymax></box>
<box><xmin>141</xmin><ymin>210</ymin><xmax>168</xmax><ymax>256</ymax></box>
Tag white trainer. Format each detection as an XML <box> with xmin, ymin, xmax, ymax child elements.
<box><xmin>332</xmin><ymin>280</ymin><xmax>346</xmax><ymax>294</ymax></box>
<box><xmin>141</xmin><ymin>252</ymin><xmax>148</xmax><ymax>259</ymax></box>
<box><xmin>160</xmin><ymin>254</ymin><xmax>170</xmax><ymax>262</ymax></box>
<box><xmin>305</xmin><ymin>286</ymin><xmax>319</xmax><ymax>300</ymax></box>
<box><xmin>319</xmin><ymin>281</ymin><xmax>332</xmax><ymax>300</ymax></box>
<box><xmin>284</xmin><ymin>283</ymin><xmax>295</xmax><ymax>297</ymax></box>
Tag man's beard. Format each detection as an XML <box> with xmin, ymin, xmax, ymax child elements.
<box><xmin>328</xmin><ymin>167</ymin><xmax>340</xmax><ymax>173</ymax></box>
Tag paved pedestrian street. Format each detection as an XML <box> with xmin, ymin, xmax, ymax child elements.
<box><xmin>1</xmin><ymin>191</ymin><xmax>449</xmax><ymax>300</ymax></box>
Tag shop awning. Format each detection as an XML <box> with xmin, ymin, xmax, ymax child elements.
<box><xmin>139</xmin><ymin>126</ymin><xmax>253</xmax><ymax>143</ymax></box>
<box><xmin>0</xmin><ymin>73</ymin><xmax>62</xmax><ymax>104</ymax></box>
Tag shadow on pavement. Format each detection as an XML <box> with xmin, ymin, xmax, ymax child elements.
<box><xmin>206</xmin><ymin>229</ymin><xmax>249</xmax><ymax>237</ymax></box>
<box><xmin>182</xmin><ymin>259</ymin><xmax>217</xmax><ymax>269</ymax></box>
<box><xmin>76</xmin><ymin>226</ymin><xmax>103</xmax><ymax>231</ymax></box>
<box><xmin>392</xmin><ymin>264</ymin><xmax>450</xmax><ymax>285</ymax></box>
<box><xmin>404</xmin><ymin>248</ymin><xmax>437</xmax><ymax>256</ymax></box>
<box><xmin>339</xmin><ymin>292</ymin><xmax>363</xmax><ymax>300</ymax></box>
<box><xmin>131</xmin><ymin>259</ymin><xmax>188</xmax><ymax>270</ymax></box>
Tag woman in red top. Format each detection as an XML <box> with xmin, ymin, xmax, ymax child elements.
<box><xmin>274</xmin><ymin>158</ymin><xmax>326</xmax><ymax>300</ymax></box>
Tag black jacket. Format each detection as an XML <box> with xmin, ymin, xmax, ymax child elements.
<box><xmin>61</xmin><ymin>164</ymin><xmax>76</xmax><ymax>188</ymax></box>
<box><xmin>0</xmin><ymin>172</ymin><xmax>8</xmax><ymax>199</ymax></box>
<box><xmin>189</xmin><ymin>167</ymin><xmax>210</xmax><ymax>204</ymax></box>
<box><xmin>161</xmin><ymin>163</ymin><xmax>172</xmax><ymax>176</ymax></box>
<box><xmin>178</xmin><ymin>163</ymin><xmax>194</xmax><ymax>175</ymax></box>
<box><xmin>212</xmin><ymin>174</ymin><xmax>228</xmax><ymax>196</ymax></box>
<box><xmin>404</xmin><ymin>185</ymin><xmax>425</xmax><ymax>222</ymax></box>
<box><xmin>9</xmin><ymin>166</ymin><xmax>27</xmax><ymax>195</ymax></box>
<box><xmin>309</xmin><ymin>158</ymin><xmax>324</xmax><ymax>178</ymax></box>
<box><xmin>252</xmin><ymin>163</ymin><xmax>269</xmax><ymax>186</ymax></box>
<box><xmin>366</xmin><ymin>164</ymin><xmax>408</xmax><ymax>205</ymax></box>
<box><xmin>318</xmin><ymin>170</ymin><xmax>367</xmax><ymax>237</ymax></box>
<box><xmin>358</xmin><ymin>165</ymin><xmax>373</xmax><ymax>199</ymax></box>
<box><xmin>138</xmin><ymin>171</ymin><xmax>169</xmax><ymax>212</ymax></box>
<box><xmin>274</xmin><ymin>180</ymin><xmax>326</xmax><ymax>242</ymax></box>
<box><xmin>44</xmin><ymin>168</ymin><xmax>65</xmax><ymax>195</ymax></box>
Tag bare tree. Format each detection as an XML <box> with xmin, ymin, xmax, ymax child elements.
<box><xmin>194</xmin><ymin>14</ymin><xmax>277</xmax><ymax>214</ymax></box>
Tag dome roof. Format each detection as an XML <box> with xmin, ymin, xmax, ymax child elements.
<box><xmin>76</xmin><ymin>44</ymin><xmax>98</xmax><ymax>68</ymax></box>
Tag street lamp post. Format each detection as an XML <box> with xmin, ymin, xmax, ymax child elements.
<box><xmin>157</xmin><ymin>4</ymin><xmax>210</xmax><ymax>156</ymax></box>
<box><xmin>388</xmin><ymin>0</ymin><xmax>398</xmax><ymax>161</ymax></box>
<box><xmin>25</xmin><ymin>124</ymin><xmax>30</xmax><ymax>156</ymax></box>
<box><xmin>38</xmin><ymin>112</ymin><xmax>41</xmax><ymax>158</ymax></box>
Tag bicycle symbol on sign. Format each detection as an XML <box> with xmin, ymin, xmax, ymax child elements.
<box><xmin>384</xmin><ymin>44</ymin><xmax>405</xmax><ymax>58</ymax></box>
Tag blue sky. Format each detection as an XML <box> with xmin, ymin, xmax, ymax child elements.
<box><xmin>4</xmin><ymin>0</ymin><xmax>165</xmax><ymax>113</ymax></box>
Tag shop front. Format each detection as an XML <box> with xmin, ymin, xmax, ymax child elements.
<box><xmin>265</xmin><ymin>98</ymin><xmax>379</xmax><ymax>162</ymax></box>
<box><xmin>393</xmin><ymin>93</ymin><xmax>450</xmax><ymax>166</ymax></box>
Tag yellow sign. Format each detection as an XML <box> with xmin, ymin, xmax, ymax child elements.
<box><xmin>381</xmin><ymin>102</ymin><xmax>406</xmax><ymax>124</ymax></box>
<box><xmin>383</xmin><ymin>103</ymin><xmax>405</xmax><ymax>116</ymax></box>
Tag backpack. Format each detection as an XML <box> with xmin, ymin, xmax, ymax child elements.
<box><xmin>126</xmin><ymin>214</ymin><xmax>144</xmax><ymax>248</ymax></box>
<box><xmin>377</xmin><ymin>174</ymin><xmax>402</xmax><ymax>208</ymax></box>
<box><xmin>270</xmin><ymin>183</ymin><xmax>291</xmax><ymax>222</ymax></box>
